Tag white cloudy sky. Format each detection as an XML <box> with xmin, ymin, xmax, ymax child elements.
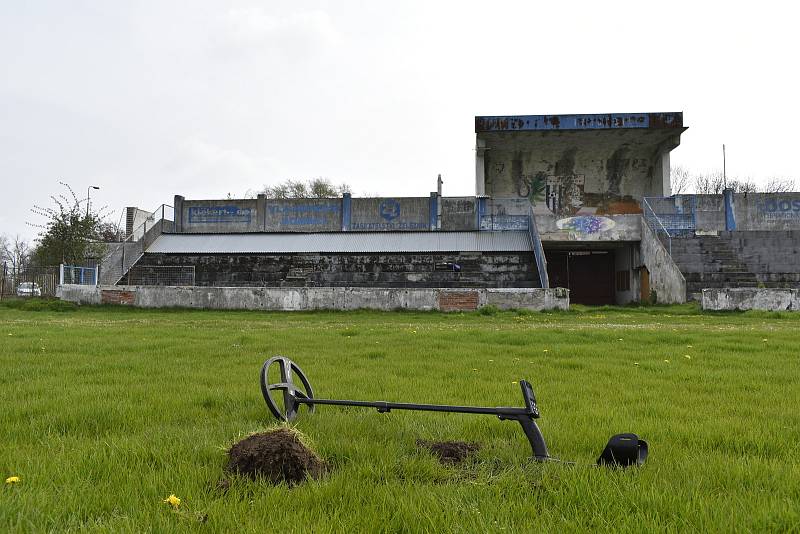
<box><xmin>2</xmin><ymin>1</ymin><xmax>798</xmax><ymax>241</ymax></box>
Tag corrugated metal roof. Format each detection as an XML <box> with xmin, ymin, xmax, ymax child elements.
<box><xmin>147</xmin><ymin>231</ymin><xmax>532</xmax><ymax>254</ymax></box>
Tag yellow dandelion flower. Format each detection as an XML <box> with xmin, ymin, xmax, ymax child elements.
<box><xmin>684</xmin><ymin>354</ymin><xmax>691</xmax><ymax>359</ymax></box>
<box><xmin>687</xmin><ymin>345</ymin><xmax>693</xmax><ymax>348</ymax></box>
<box><xmin>634</xmin><ymin>362</ymin><xmax>639</xmax><ymax>366</ymax></box>
<box><xmin>664</xmin><ymin>359</ymin><xmax>670</xmax><ymax>363</ymax></box>
<box><xmin>5</xmin><ymin>476</ymin><xmax>20</xmax><ymax>484</ymax></box>
<box><xmin>762</xmin><ymin>338</ymin><xmax>768</xmax><ymax>342</ymax></box>
<box><xmin>542</xmin><ymin>349</ymin><xmax>549</xmax><ymax>352</ymax></box>
<box><xmin>472</xmin><ymin>368</ymin><xmax>478</xmax><ymax>371</ymax></box>
<box><xmin>511</xmin><ymin>381</ymin><xmax>518</xmax><ymax>385</ymax></box>
<box><xmin>488</xmin><ymin>359</ymin><xmax>494</xmax><ymax>362</ymax></box>
<box><xmin>163</xmin><ymin>494</ymin><xmax>181</xmax><ymax>509</ymax></box>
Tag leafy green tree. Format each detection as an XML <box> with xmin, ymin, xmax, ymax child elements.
<box><xmin>30</xmin><ymin>182</ymin><xmax>109</xmax><ymax>265</ymax></box>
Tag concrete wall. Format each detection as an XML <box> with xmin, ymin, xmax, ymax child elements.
<box><xmin>653</xmin><ymin>193</ymin><xmax>800</xmax><ymax>234</ymax></box>
<box><xmin>264</xmin><ymin>198</ymin><xmax>342</xmax><ymax>231</ymax></box>
<box><xmin>58</xmin><ymin>284</ymin><xmax>570</xmax><ymax>312</ymax></box>
<box><xmin>180</xmin><ymin>198</ymin><xmax>262</xmax><ymax>233</ymax></box>
<box><xmin>350</xmin><ymin>197</ymin><xmax>432</xmax><ymax>231</ymax></box>
<box><xmin>702</xmin><ymin>288</ymin><xmax>800</xmax><ymax>311</ymax></box>
<box><xmin>538</xmin><ymin>213</ymin><xmax>641</xmax><ymax>242</ymax></box>
<box><xmin>478</xmin><ymin>129</ymin><xmax>679</xmax><ymax>218</ymax></box>
<box><xmin>129</xmin><ymin>252</ymin><xmax>538</xmax><ymax>288</ymax></box>
<box><xmin>639</xmin><ymin>218</ymin><xmax>686</xmax><ymax>303</ymax></box>
<box><xmin>732</xmin><ymin>193</ymin><xmax>800</xmax><ymax>231</ymax></box>
<box><xmin>441</xmin><ymin>197</ymin><xmax>477</xmax><ymax>231</ymax></box>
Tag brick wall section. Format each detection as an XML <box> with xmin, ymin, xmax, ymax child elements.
<box><xmin>439</xmin><ymin>291</ymin><xmax>479</xmax><ymax>311</ymax></box>
<box><xmin>101</xmin><ymin>290</ymin><xmax>135</xmax><ymax>305</ymax></box>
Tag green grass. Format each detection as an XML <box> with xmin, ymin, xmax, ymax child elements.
<box><xmin>1</xmin><ymin>302</ymin><xmax>799</xmax><ymax>532</ymax></box>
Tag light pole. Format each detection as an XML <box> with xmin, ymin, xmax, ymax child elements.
<box><xmin>86</xmin><ymin>186</ymin><xmax>100</xmax><ymax>217</ymax></box>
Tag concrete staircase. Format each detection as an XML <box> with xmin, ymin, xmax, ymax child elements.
<box><xmin>668</xmin><ymin>231</ymin><xmax>800</xmax><ymax>300</ymax></box>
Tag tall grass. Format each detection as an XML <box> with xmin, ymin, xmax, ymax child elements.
<box><xmin>1</xmin><ymin>304</ymin><xmax>798</xmax><ymax>532</ymax></box>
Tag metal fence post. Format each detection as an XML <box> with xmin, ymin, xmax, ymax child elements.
<box><xmin>59</xmin><ymin>264</ymin><xmax>64</xmax><ymax>285</ymax></box>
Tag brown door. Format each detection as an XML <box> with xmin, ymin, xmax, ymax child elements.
<box><xmin>546</xmin><ymin>251</ymin><xmax>615</xmax><ymax>305</ymax></box>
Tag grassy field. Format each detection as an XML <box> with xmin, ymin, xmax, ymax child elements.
<box><xmin>1</xmin><ymin>300</ymin><xmax>799</xmax><ymax>532</ymax></box>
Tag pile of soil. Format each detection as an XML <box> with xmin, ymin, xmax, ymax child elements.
<box><xmin>226</xmin><ymin>428</ymin><xmax>325</xmax><ymax>485</ymax></box>
<box><xmin>417</xmin><ymin>439</ymin><xmax>481</xmax><ymax>464</ymax></box>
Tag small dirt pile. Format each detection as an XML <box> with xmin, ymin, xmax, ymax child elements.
<box><xmin>417</xmin><ymin>439</ymin><xmax>481</xmax><ymax>464</ymax></box>
<box><xmin>227</xmin><ymin>428</ymin><xmax>325</xmax><ymax>485</ymax></box>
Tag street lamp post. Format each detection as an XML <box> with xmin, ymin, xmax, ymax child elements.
<box><xmin>86</xmin><ymin>186</ymin><xmax>100</xmax><ymax>217</ymax></box>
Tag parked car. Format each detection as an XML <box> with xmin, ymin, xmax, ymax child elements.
<box><xmin>16</xmin><ymin>282</ymin><xmax>42</xmax><ymax>297</ymax></box>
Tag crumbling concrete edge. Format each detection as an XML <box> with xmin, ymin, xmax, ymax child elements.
<box><xmin>640</xmin><ymin>217</ymin><xmax>687</xmax><ymax>303</ymax></box>
<box><xmin>701</xmin><ymin>288</ymin><xmax>800</xmax><ymax>311</ymax></box>
<box><xmin>57</xmin><ymin>285</ymin><xmax>569</xmax><ymax>312</ymax></box>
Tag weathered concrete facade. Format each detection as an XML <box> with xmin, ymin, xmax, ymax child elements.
<box><xmin>58</xmin><ymin>284</ymin><xmax>569</xmax><ymax>312</ymax></box>
<box><xmin>128</xmin><ymin>251</ymin><xmax>538</xmax><ymax>288</ymax></box>
<box><xmin>639</xmin><ymin>218</ymin><xmax>687</xmax><ymax>303</ymax></box>
<box><xmin>701</xmin><ymin>288</ymin><xmax>800</xmax><ymax>311</ymax></box>
<box><xmin>475</xmin><ymin>113</ymin><xmax>684</xmax><ymax>220</ymax></box>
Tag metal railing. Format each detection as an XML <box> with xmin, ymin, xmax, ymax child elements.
<box><xmin>527</xmin><ymin>205</ymin><xmax>549</xmax><ymax>289</ymax></box>
<box><xmin>126</xmin><ymin>265</ymin><xmax>195</xmax><ymax>286</ymax></box>
<box><xmin>61</xmin><ymin>265</ymin><xmax>98</xmax><ymax>285</ymax></box>
<box><xmin>642</xmin><ymin>197</ymin><xmax>674</xmax><ymax>255</ymax></box>
<box><xmin>99</xmin><ymin>204</ymin><xmax>173</xmax><ymax>285</ymax></box>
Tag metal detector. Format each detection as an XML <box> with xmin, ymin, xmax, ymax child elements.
<box><xmin>260</xmin><ymin>356</ymin><xmax>647</xmax><ymax>467</ymax></box>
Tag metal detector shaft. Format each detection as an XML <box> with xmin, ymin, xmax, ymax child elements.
<box><xmin>295</xmin><ymin>397</ymin><xmax>529</xmax><ymax>416</ymax></box>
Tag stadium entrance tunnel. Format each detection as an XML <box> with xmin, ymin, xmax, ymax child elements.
<box><xmin>545</xmin><ymin>242</ymin><xmax>639</xmax><ymax>305</ymax></box>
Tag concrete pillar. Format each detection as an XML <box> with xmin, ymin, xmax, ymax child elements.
<box><xmin>173</xmin><ymin>195</ymin><xmax>184</xmax><ymax>233</ymax></box>
<box><xmin>257</xmin><ymin>194</ymin><xmax>267</xmax><ymax>231</ymax></box>
<box><xmin>429</xmin><ymin>192</ymin><xmax>438</xmax><ymax>231</ymax></box>
<box><xmin>723</xmin><ymin>189</ymin><xmax>736</xmax><ymax>231</ymax></box>
<box><xmin>475</xmin><ymin>137</ymin><xmax>487</xmax><ymax>196</ymax></box>
<box><xmin>654</xmin><ymin>150</ymin><xmax>671</xmax><ymax>196</ymax></box>
<box><xmin>341</xmin><ymin>193</ymin><xmax>351</xmax><ymax>231</ymax></box>
<box><xmin>476</xmin><ymin>196</ymin><xmax>487</xmax><ymax>230</ymax></box>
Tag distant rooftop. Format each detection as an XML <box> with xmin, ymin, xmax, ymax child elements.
<box><xmin>475</xmin><ymin>112</ymin><xmax>683</xmax><ymax>132</ymax></box>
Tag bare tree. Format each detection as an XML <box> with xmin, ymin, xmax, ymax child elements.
<box><xmin>763</xmin><ymin>177</ymin><xmax>796</xmax><ymax>193</ymax></box>
<box><xmin>693</xmin><ymin>172</ymin><xmax>726</xmax><ymax>194</ymax></box>
<box><xmin>692</xmin><ymin>171</ymin><xmax>759</xmax><ymax>194</ymax></box>
<box><xmin>670</xmin><ymin>166</ymin><xmax>692</xmax><ymax>194</ymax></box>
<box><xmin>258</xmin><ymin>178</ymin><xmax>351</xmax><ymax>199</ymax></box>
<box><xmin>1</xmin><ymin>235</ymin><xmax>31</xmax><ymax>277</ymax></box>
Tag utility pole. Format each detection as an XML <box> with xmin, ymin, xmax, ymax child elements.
<box><xmin>722</xmin><ymin>144</ymin><xmax>727</xmax><ymax>190</ymax></box>
<box><xmin>87</xmin><ymin>186</ymin><xmax>100</xmax><ymax>217</ymax></box>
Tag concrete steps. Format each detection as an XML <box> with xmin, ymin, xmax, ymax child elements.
<box><xmin>669</xmin><ymin>231</ymin><xmax>800</xmax><ymax>300</ymax></box>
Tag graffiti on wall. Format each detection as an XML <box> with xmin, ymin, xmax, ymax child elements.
<box><xmin>556</xmin><ymin>215</ymin><xmax>616</xmax><ymax>234</ymax></box>
<box><xmin>351</xmin><ymin>199</ymin><xmax>429</xmax><ymax>230</ymax></box>
<box><xmin>757</xmin><ymin>197</ymin><xmax>800</xmax><ymax>220</ymax></box>
<box><xmin>267</xmin><ymin>203</ymin><xmax>340</xmax><ymax>225</ymax></box>
<box><xmin>514</xmin><ymin>172</ymin><xmax>586</xmax><ymax>216</ymax></box>
<box><xmin>188</xmin><ymin>206</ymin><xmax>252</xmax><ymax>224</ymax></box>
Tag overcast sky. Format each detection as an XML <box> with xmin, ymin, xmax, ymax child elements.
<box><xmin>2</xmin><ymin>1</ymin><xmax>798</xmax><ymax>242</ymax></box>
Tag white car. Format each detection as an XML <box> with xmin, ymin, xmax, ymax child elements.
<box><xmin>16</xmin><ymin>282</ymin><xmax>42</xmax><ymax>297</ymax></box>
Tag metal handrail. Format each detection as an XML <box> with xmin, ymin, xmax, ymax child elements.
<box><xmin>527</xmin><ymin>205</ymin><xmax>549</xmax><ymax>288</ymax></box>
<box><xmin>99</xmin><ymin>204</ymin><xmax>174</xmax><ymax>285</ymax></box>
<box><xmin>642</xmin><ymin>197</ymin><xmax>672</xmax><ymax>255</ymax></box>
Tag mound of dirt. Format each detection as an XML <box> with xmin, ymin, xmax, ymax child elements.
<box><xmin>227</xmin><ymin>428</ymin><xmax>325</xmax><ymax>485</ymax></box>
<box><xmin>417</xmin><ymin>439</ymin><xmax>481</xmax><ymax>464</ymax></box>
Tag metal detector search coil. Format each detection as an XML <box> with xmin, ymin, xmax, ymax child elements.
<box><xmin>260</xmin><ymin>356</ymin><xmax>647</xmax><ymax>467</ymax></box>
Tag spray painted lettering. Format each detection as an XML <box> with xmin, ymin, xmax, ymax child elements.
<box><xmin>757</xmin><ymin>198</ymin><xmax>800</xmax><ymax>220</ymax></box>
<box><xmin>267</xmin><ymin>204</ymin><xmax>340</xmax><ymax>225</ymax></box>
<box><xmin>188</xmin><ymin>206</ymin><xmax>252</xmax><ymax>224</ymax></box>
